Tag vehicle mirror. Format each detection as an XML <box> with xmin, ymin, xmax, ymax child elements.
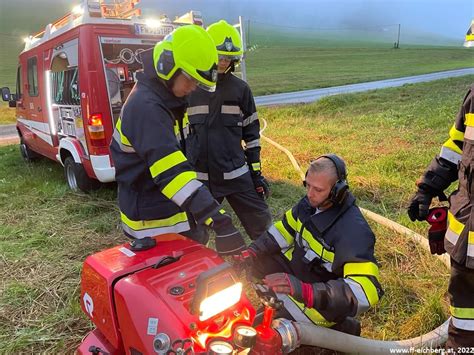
<box><xmin>1</xmin><ymin>87</ymin><xmax>11</xmax><ymax>102</ymax></box>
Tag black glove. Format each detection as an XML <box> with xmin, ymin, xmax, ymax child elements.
<box><xmin>207</xmin><ymin>210</ymin><xmax>246</xmax><ymax>256</ymax></box>
<box><xmin>408</xmin><ymin>185</ymin><xmax>437</xmax><ymax>221</ymax></box>
<box><xmin>252</xmin><ymin>173</ymin><xmax>271</xmax><ymax>199</ymax></box>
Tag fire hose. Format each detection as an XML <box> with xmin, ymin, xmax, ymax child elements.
<box><xmin>259</xmin><ymin>118</ymin><xmax>450</xmax><ymax>353</ymax></box>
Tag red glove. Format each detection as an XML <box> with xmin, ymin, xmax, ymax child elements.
<box><xmin>232</xmin><ymin>248</ymin><xmax>257</xmax><ymax>271</ymax></box>
<box><xmin>263</xmin><ymin>273</ymin><xmax>314</xmax><ymax>307</ymax></box>
<box><xmin>426</xmin><ymin>207</ymin><xmax>447</xmax><ymax>255</ymax></box>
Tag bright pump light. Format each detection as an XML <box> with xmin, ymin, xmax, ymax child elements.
<box><xmin>198</xmin><ymin>282</ymin><xmax>242</xmax><ymax>321</ymax></box>
<box><xmin>191</xmin><ymin>263</ymin><xmax>242</xmax><ymax>321</ymax></box>
<box><xmin>208</xmin><ymin>340</ymin><xmax>234</xmax><ymax>354</ymax></box>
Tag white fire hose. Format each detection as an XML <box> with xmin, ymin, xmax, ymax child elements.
<box><xmin>260</xmin><ymin>118</ymin><xmax>450</xmax><ymax>353</ymax></box>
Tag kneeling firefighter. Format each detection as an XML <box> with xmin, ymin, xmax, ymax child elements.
<box><xmin>236</xmin><ymin>155</ymin><xmax>384</xmax><ymax>335</ymax></box>
<box><xmin>110</xmin><ymin>25</ymin><xmax>246</xmax><ymax>255</ymax></box>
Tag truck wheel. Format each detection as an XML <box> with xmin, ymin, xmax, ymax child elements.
<box><xmin>20</xmin><ymin>137</ymin><xmax>39</xmax><ymax>162</ymax></box>
<box><xmin>64</xmin><ymin>156</ymin><xmax>100</xmax><ymax>193</ymax></box>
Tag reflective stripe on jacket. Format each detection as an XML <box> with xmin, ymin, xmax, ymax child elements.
<box><xmin>185</xmin><ymin>72</ymin><xmax>261</xmax><ymax>197</ymax></box>
<box><xmin>253</xmin><ymin>192</ymin><xmax>383</xmax><ymax>326</ymax></box>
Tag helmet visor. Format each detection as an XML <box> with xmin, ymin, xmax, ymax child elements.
<box><xmin>181</xmin><ymin>69</ymin><xmax>217</xmax><ymax>93</ymax></box>
<box><xmin>218</xmin><ymin>54</ymin><xmax>242</xmax><ymax>62</ymax></box>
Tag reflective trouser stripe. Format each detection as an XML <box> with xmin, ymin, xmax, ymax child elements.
<box><xmin>187</xmin><ymin>105</ymin><xmax>209</xmax><ymax>115</ymax></box>
<box><xmin>245</xmin><ymin>139</ymin><xmax>260</xmax><ymax>149</ymax></box>
<box><xmin>149</xmin><ymin>151</ymin><xmax>187</xmax><ymax>179</ymax></box>
<box><xmin>439</xmin><ymin>146</ymin><xmax>462</xmax><ymax>164</ymax></box>
<box><xmin>450</xmin><ymin>304</ymin><xmax>474</xmax><ymax>330</ymax></box>
<box><xmin>221</xmin><ymin>105</ymin><xmax>241</xmax><ymax>114</ymax></box>
<box><xmin>121</xmin><ymin>211</ymin><xmax>190</xmax><ymax>239</ymax></box>
<box><xmin>344</xmin><ymin>278</ymin><xmax>370</xmax><ymax>315</ymax></box>
<box><xmin>196</xmin><ymin>172</ymin><xmax>209</xmax><ymax>180</ymax></box>
<box><xmin>223</xmin><ymin>164</ymin><xmax>249</xmax><ymax>180</ymax></box>
<box><xmin>269</xmin><ymin>222</ymin><xmax>293</xmax><ymax>249</ymax></box>
<box><xmin>243</xmin><ymin>112</ymin><xmax>258</xmax><ymax>127</ymax></box>
<box><xmin>469</xmin><ymin>232</ymin><xmax>474</xmax><ymax>258</ymax></box>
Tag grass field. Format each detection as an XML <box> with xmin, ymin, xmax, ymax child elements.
<box><xmin>1</xmin><ymin>75</ymin><xmax>472</xmax><ymax>352</ymax></box>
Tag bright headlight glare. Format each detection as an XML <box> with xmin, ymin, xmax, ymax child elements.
<box><xmin>145</xmin><ymin>18</ymin><xmax>162</xmax><ymax>29</ymax></box>
<box><xmin>199</xmin><ymin>282</ymin><xmax>242</xmax><ymax>321</ymax></box>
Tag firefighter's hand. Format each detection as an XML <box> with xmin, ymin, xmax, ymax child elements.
<box><xmin>407</xmin><ymin>188</ymin><xmax>434</xmax><ymax>221</ymax></box>
<box><xmin>252</xmin><ymin>173</ymin><xmax>271</xmax><ymax>199</ymax></box>
<box><xmin>263</xmin><ymin>273</ymin><xmax>314</xmax><ymax>307</ymax></box>
<box><xmin>232</xmin><ymin>247</ymin><xmax>257</xmax><ymax>271</ymax></box>
<box><xmin>208</xmin><ymin>210</ymin><xmax>246</xmax><ymax>256</ymax></box>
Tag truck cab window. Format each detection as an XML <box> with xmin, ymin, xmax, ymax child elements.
<box><xmin>16</xmin><ymin>66</ymin><xmax>22</xmax><ymax>99</ymax></box>
<box><xmin>27</xmin><ymin>57</ymin><xmax>38</xmax><ymax>97</ymax></box>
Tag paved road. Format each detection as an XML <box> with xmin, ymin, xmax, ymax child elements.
<box><xmin>1</xmin><ymin>68</ymin><xmax>473</xmax><ymax>145</ymax></box>
<box><xmin>255</xmin><ymin>68</ymin><xmax>474</xmax><ymax>106</ymax></box>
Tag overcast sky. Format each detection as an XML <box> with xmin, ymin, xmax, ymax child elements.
<box><xmin>140</xmin><ymin>0</ymin><xmax>473</xmax><ymax>41</ymax></box>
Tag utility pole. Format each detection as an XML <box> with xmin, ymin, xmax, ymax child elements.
<box><xmin>396</xmin><ymin>23</ymin><xmax>401</xmax><ymax>49</ymax></box>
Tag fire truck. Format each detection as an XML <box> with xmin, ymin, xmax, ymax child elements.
<box><xmin>1</xmin><ymin>0</ymin><xmax>245</xmax><ymax>192</ymax></box>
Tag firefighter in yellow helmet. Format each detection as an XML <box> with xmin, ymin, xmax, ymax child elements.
<box><xmin>185</xmin><ymin>20</ymin><xmax>272</xmax><ymax>242</ymax></box>
<box><xmin>110</xmin><ymin>25</ymin><xmax>246</xmax><ymax>255</ymax></box>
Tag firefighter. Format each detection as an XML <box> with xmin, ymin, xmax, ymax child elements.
<box><xmin>407</xmin><ymin>85</ymin><xmax>474</xmax><ymax>349</ymax></box>
<box><xmin>185</xmin><ymin>20</ymin><xmax>272</xmax><ymax>241</ymax></box>
<box><xmin>238</xmin><ymin>155</ymin><xmax>384</xmax><ymax>335</ymax></box>
<box><xmin>110</xmin><ymin>25</ymin><xmax>246</xmax><ymax>255</ymax></box>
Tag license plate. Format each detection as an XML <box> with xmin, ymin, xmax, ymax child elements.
<box><xmin>134</xmin><ymin>23</ymin><xmax>174</xmax><ymax>37</ymax></box>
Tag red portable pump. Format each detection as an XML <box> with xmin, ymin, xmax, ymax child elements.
<box><xmin>77</xmin><ymin>234</ymin><xmax>305</xmax><ymax>354</ymax></box>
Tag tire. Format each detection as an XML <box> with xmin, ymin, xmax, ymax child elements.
<box><xmin>64</xmin><ymin>156</ymin><xmax>100</xmax><ymax>193</ymax></box>
<box><xmin>19</xmin><ymin>137</ymin><xmax>39</xmax><ymax>162</ymax></box>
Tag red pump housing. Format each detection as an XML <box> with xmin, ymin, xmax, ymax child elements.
<box><xmin>77</xmin><ymin>234</ymin><xmax>256</xmax><ymax>354</ymax></box>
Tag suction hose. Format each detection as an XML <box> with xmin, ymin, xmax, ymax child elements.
<box><xmin>260</xmin><ymin>118</ymin><xmax>450</xmax><ymax>353</ymax></box>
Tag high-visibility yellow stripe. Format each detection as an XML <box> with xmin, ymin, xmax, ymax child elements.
<box><xmin>275</xmin><ymin>221</ymin><xmax>295</xmax><ymax>245</ymax></box>
<box><xmin>116</xmin><ymin>118</ymin><xmax>132</xmax><ymax>146</ymax></box>
<box><xmin>301</xmin><ymin>228</ymin><xmax>335</xmax><ymax>262</ymax></box>
<box><xmin>285</xmin><ymin>209</ymin><xmax>298</xmax><ymax>231</ymax></box>
<box><xmin>150</xmin><ymin>151</ymin><xmax>187</xmax><ymax>178</ymax></box>
<box><xmin>121</xmin><ymin>211</ymin><xmax>188</xmax><ymax>230</ymax></box>
<box><xmin>344</xmin><ymin>262</ymin><xmax>379</xmax><ymax>280</ymax></box>
<box><xmin>251</xmin><ymin>162</ymin><xmax>261</xmax><ymax>171</ymax></box>
<box><xmin>448</xmin><ymin>124</ymin><xmax>465</xmax><ymax>142</ymax></box>
<box><xmin>289</xmin><ymin>297</ymin><xmax>335</xmax><ymax>327</ymax></box>
<box><xmin>284</xmin><ymin>246</ymin><xmax>294</xmax><ymax>260</ymax></box>
<box><xmin>448</xmin><ymin>211</ymin><xmax>465</xmax><ymax>235</ymax></box>
<box><xmin>349</xmin><ymin>276</ymin><xmax>379</xmax><ymax>306</ymax></box>
<box><xmin>442</xmin><ymin>139</ymin><xmax>463</xmax><ymax>155</ymax></box>
<box><xmin>468</xmin><ymin>231</ymin><xmax>474</xmax><ymax>244</ymax></box>
<box><xmin>162</xmin><ymin>171</ymin><xmax>197</xmax><ymax>199</ymax></box>
<box><xmin>450</xmin><ymin>306</ymin><xmax>474</xmax><ymax>319</ymax></box>
<box><xmin>465</xmin><ymin>113</ymin><xmax>474</xmax><ymax>127</ymax></box>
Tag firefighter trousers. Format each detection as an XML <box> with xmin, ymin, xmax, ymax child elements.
<box><xmin>216</xmin><ymin>188</ymin><xmax>272</xmax><ymax>240</ymax></box>
<box><xmin>447</xmin><ymin>258</ymin><xmax>474</xmax><ymax>349</ymax></box>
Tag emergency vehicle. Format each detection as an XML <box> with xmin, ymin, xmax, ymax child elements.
<box><xmin>1</xmin><ymin>0</ymin><xmax>210</xmax><ymax>192</ymax></box>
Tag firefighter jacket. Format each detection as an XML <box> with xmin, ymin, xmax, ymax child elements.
<box><xmin>185</xmin><ymin>72</ymin><xmax>261</xmax><ymax>198</ymax></box>
<box><xmin>109</xmin><ymin>50</ymin><xmax>238</xmax><ymax>250</ymax></box>
<box><xmin>251</xmin><ymin>192</ymin><xmax>384</xmax><ymax>326</ymax></box>
<box><xmin>420</xmin><ymin>86</ymin><xmax>474</xmax><ymax>269</ymax></box>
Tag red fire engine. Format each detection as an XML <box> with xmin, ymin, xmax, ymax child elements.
<box><xmin>0</xmin><ymin>0</ymin><xmax>204</xmax><ymax>192</ymax></box>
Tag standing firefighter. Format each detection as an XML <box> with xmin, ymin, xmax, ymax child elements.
<box><xmin>110</xmin><ymin>25</ymin><xmax>246</xmax><ymax>255</ymax></box>
<box><xmin>185</xmin><ymin>20</ymin><xmax>272</xmax><ymax>241</ymax></box>
<box><xmin>408</xmin><ymin>85</ymin><xmax>474</xmax><ymax>348</ymax></box>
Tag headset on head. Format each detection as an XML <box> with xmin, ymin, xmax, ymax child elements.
<box><xmin>304</xmin><ymin>154</ymin><xmax>349</xmax><ymax>205</ymax></box>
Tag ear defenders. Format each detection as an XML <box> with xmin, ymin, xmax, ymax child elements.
<box><xmin>304</xmin><ymin>154</ymin><xmax>349</xmax><ymax>205</ymax></box>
